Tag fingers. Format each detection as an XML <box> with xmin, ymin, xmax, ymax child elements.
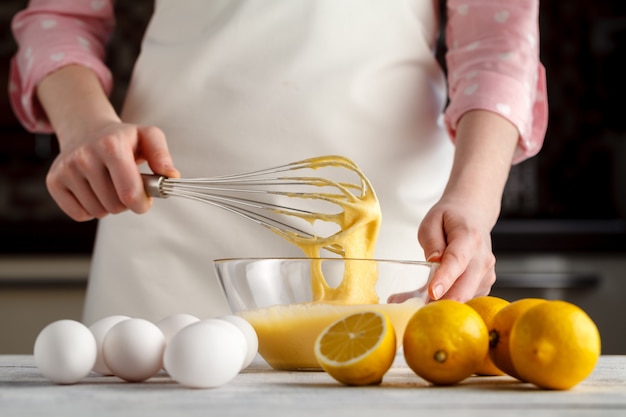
<box><xmin>47</xmin><ymin>123</ymin><xmax>177</xmax><ymax>221</ymax></box>
<box><xmin>46</xmin><ymin>172</ymin><xmax>104</xmax><ymax>221</ymax></box>
<box><xmin>418</xmin><ymin>207</ymin><xmax>497</xmax><ymax>302</ymax></box>
<box><xmin>427</xmin><ymin>232</ymin><xmax>496</xmax><ymax>301</ymax></box>
<box><xmin>431</xmin><ymin>257</ymin><xmax>496</xmax><ymax>302</ymax></box>
<box><xmin>46</xmin><ymin>143</ymin><xmax>121</xmax><ymax>221</ymax></box>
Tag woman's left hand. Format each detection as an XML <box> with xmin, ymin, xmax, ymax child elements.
<box><xmin>418</xmin><ymin>196</ymin><xmax>497</xmax><ymax>302</ymax></box>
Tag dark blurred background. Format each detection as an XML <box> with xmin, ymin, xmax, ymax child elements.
<box><xmin>494</xmin><ymin>1</ymin><xmax>626</xmax><ymax>253</ymax></box>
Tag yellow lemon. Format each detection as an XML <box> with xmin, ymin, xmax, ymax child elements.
<box><xmin>510</xmin><ymin>300</ymin><xmax>601</xmax><ymax>390</ymax></box>
<box><xmin>465</xmin><ymin>295</ymin><xmax>510</xmax><ymax>376</ymax></box>
<box><xmin>489</xmin><ymin>298</ymin><xmax>546</xmax><ymax>380</ymax></box>
<box><xmin>403</xmin><ymin>300</ymin><xmax>488</xmax><ymax>385</ymax></box>
<box><xmin>314</xmin><ymin>311</ymin><xmax>396</xmax><ymax>386</ymax></box>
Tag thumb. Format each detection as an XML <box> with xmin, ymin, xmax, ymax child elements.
<box><xmin>417</xmin><ymin>214</ymin><xmax>447</xmax><ymax>263</ymax></box>
<box><xmin>418</xmin><ymin>214</ymin><xmax>449</xmax><ymax>300</ymax></box>
<box><xmin>137</xmin><ymin>125</ymin><xmax>180</xmax><ymax>178</ymax></box>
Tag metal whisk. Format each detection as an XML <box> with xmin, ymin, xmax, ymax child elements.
<box><xmin>141</xmin><ymin>155</ymin><xmax>378</xmax><ymax>255</ymax></box>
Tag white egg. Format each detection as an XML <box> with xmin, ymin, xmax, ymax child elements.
<box><xmin>163</xmin><ymin>319</ymin><xmax>247</xmax><ymax>388</ymax></box>
<box><xmin>202</xmin><ymin>319</ymin><xmax>248</xmax><ymax>367</ymax></box>
<box><xmin>217</xmin><ymin>314</ymin><xmax>259</xmax><ymax>369</ymax></box>
<box><xmin>156</xmin><ymin>313</ymin><xmax>200</xmax><ymax>344</ymax></box>
<box><xmin>88</xmin><ymin>315</ymin><xmax>131</xmax><ymax>375</ymax></box>
<box><xmin>102</xmin><ymin>318</ymin><xmax>165</xmax><ymax>382</ymax></box>
<box><xmin>33</xmin><ymin>319</ymin><xmax>97</xmax><ymax>384</ymax></box>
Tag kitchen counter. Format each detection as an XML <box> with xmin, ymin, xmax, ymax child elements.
<box><xmin>1</xmin><ymin>355</ymin><xmax>625</xmax><ymax>417</ymax></box>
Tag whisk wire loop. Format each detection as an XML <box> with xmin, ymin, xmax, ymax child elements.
<box><xmin>141</xmin><ymin>156</ymin><xmax>375</xmax><ymax>256</ymax></box>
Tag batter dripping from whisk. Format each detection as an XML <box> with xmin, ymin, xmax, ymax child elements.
<box><xmin>280</xmin><ymin>156</ymin><xmax>382</xmax><ymax>305</ymax></box>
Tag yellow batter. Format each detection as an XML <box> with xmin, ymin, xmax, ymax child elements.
<box><xmin>270</xmin><ymin>155</ymin><xmax>382</xmax><ymax>304</ymax></box>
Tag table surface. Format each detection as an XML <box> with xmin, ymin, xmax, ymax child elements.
<box><xmin>1</xmin><ymin>354</ymin><xmax>625</xmax><ymax>417</ymax></box>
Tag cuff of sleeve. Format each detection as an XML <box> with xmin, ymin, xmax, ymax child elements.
<box><xmin>444</xmin><ymin>65</ymin><xmax>548</xmax><ymax>164</ymax></box>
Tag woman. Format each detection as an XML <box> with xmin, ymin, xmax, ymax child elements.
<box><xmin>9</xmin><ymin>0</ymin><xmax>547</xmax><ymax>324</ymax></box>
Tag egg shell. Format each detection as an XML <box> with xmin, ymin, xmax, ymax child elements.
<box><xmin>163</xmin><ymin>319</ymin><xmax>247</xmax><ymax>388</ymax></box>
<box><xmin>33</xmin><ymin>319</ymin><xmax>97</xmax><ymax>384</ymax></box>
<box><xmin>156</xmin><ymin>313</ymin><xmax>200</xmax><ymax>344</ymax></box>
<box><xmin>217</xmin><ymin>314</ymin><xmax>259</xmax><ymax>369</ymax></box>
<box><xmin>102</xmin><ymin>318</ymin><xmax>165</xmax><ymax>382</ymax></box>
<box><xmin>202</xmin><ymin>319</ymin><xmax>248</xmax><ymax>368</ymax></box>
<box><xmin>88</xmin><ymin>315</ymin><xmax>131</xmax><ymax>375</ymax></box>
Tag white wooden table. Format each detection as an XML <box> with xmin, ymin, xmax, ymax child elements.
<box><xmin>1</xmin><ymin>355</ymin><xmax>625</xmax><ymax>416</ymax></box>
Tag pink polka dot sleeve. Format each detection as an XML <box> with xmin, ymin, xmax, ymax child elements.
<box><xmin>9</xmin><ymin>0</ymin><xmax>115</xmax><ymax>133</ymax></box>
<box><xmin>444</xmin><ymin>0</ymin><xmax>548</xmax><ymax>164</ymax></box>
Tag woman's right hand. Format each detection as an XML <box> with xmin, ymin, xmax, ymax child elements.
<box><xmin>36</xmin><ymin>65</ymin><xmax>179</xmax><ymax>222</ymax></box>
<box><xmin>47</xmin><ymin>121</ymin><xmax>179</xmax><ymax>221</ymax></box>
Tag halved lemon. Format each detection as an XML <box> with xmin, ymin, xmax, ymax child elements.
<box><xmin>314</xmin><ymin>311</ymin><xmax>396</xmax><ymax>386</ymax></box>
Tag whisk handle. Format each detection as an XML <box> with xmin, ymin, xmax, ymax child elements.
<box><xmin>142</xmin><ymin>174</ymin><xmax>169</xmax><ymax>198</ymax></box>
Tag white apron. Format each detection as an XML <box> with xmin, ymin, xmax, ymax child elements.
<box><xmin>83</xmin><ymin>0</ymin><xmax>454</xmax><ymax>325</ymax></box>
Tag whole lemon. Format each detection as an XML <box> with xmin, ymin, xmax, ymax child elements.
<box><xmin>489</xmin><ymin>298</ymin><xmax>546</xmax><ymax>380</ymax></box>
<box><xmin>403</xmin><ymin>300</ymin><xmax>488</xmax><ymax>385</ymax></box>
<box><xmin>509</xmin><ymin>300</ymin><xmax>601</xmax><ymax>390</ymax></box>
<box><xmin>466</xmin><ymin>295</ymin><xmax>510</xmax><ymax>376</ymax></box>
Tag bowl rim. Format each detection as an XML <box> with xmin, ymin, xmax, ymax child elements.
<box><xmin>212</xmin><ymin>257</ymin><xmax>440</xmax><ymax>267</ymax></box>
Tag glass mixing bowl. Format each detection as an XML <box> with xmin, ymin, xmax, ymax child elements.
<box><xmin>214</xmin><ymin>258</ymin><xmax>437</xmax><ymax>370</ymax></box>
